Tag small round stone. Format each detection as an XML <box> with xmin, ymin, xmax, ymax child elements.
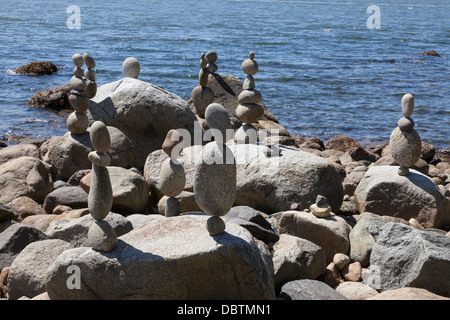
<box><xmin>162</xmin><ymin>129</ymin><xmax>184</xmax><ymax>159</ymax></box>
<box><xmin>389</xmin><ymin>127</ymin><xmax>421</xmax><ymax>168</ymax></box>
<box><xmin>241</xmin><ymin>58</ymin><xmax>258</xmax><ymax>76</ymax></box>
<box><xmin>88</xmin><ymin>220</ymin><xmax>117</xmax><ymax>252</ymax></box>
<box><xmin>86</xmin><ymin>80</ymin><xmax>97</xmax><ymax>99</ymax></box>
<box><xmin>206</xmin><ymin>216</ymin><xmax>225</xmax><ymax>236</ymax></box>
<box><xmin>69</xmin><ymin>93</ymin><xmax>90</xmax><ymax>113</ymax></box>
<box><xmin>83</xmin><ymin>53</ymin><xmax>96</xmax><ymax>69</ymax></box>
<box><xmin>243</xmin><ymin>75</ymin><xmax>255</xmax><ymax>90</ymax></box>
<box><xmin>204</xmin><ymin>103</ymin><xmax>232</xmax><ymax>139</ymax></box>
<box><xmin>401</xmin><ymin>93</ymin><xmax>414</xmax><ymax>117</ymax></box>
<box><xmin>398</xmin><ymin>166</ymin><xmax>410</xmax><ymax>176</ymax></box>
<box><xmin>333</xmin><ymin>253</ymin><xmax>350</xmax><ymax>270</ymax></box>
<box><xmin>90</xmin><ymin>121</ymin><xmax>111</xmax><ymax>153</ymax></box>
<box><xmin>88</xmin><ymin>151</ymin><xmax>111</xmax><ymax>167</ymax></box>
<box><xmin>67</xmin><ymin>111</ymin><xmax>89</xmax><ymax>134</ymax></box>
<box><xmin>238</xmin><ymin>89</ymin><xmax>262</xmax><ymax>104</ymax></box>
<box><xmin>122</xmin><ymin>57</ymin><xmax>140</xmax><ymax>79</ymax></box>
<box><xmin>309</xmin><ymin>203</ymin><xmax>331</xmax><ymax>218</ymax></box>
<box><xmin>159</xmin><ymin>158</ymin><xmax>186</xmax><ymax>197</ymax></box>
<box><xmin>205</xmin><ymin>51</ymin><xmax>217</xmax><ymax>63</ymax></box>
<box><xmin>72</xmin><ymin>54</ymin><xmax>84</xmax><ymax>68</ymax></box>
<box><xmin>191</xmin><ymin>86</ymin><xmax>214</xmax><ymax>117</ymax></box>
<box><xmin>207</xmin><ymin>63</ymin><xmax>218</xmax><ymax>74</ymax></box>
<box><xmin>235</xmin><ymin>103</ymin><xmax>265</xmax><ymax>124</ymax></box>
<box><xmin>398</xmin><ymin>116</ymin><xmax>414</xmax><ymax>132</ymax></box>
<box><xmin>249</xmin><ymin>52</ymin><xmax>255</xmax><ymax>60</ymax></box>
<box><xmin>84</xmin><ymin>68</ymin><xmax>96</xmax><ymax>82</ymax></box>
<box><xmin>73</xmin><ymin>67</ymin><xmax>84</xmax><ymax>78</ymax></box>
<box><xmin>165</xmin><ymin>197</ymin><xmax>181</xmax><ymax>217</ymax></box>
<box><xmin>70</xmin><ymin>76</ymin><xmax>87</xmax><ymax>91</ymax></box>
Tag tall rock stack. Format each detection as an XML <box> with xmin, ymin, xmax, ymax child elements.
<box><xmin>67</xmin><ymin>53</ymin><xmax>97</xmax><ymax>134</ymax></box>
<box><xmin>194</xmin><ymin>103</ymin><xmax>237</xmax><ymax>236</ymax></box>
<box><xmin>389</xmin><ymin>93</ymin><xmax>422</xmax><ymax>176</ymax></box>
<box><xmin>86</xmin><ymin>121</ymin><xmax>117</xmax><ymax>251</ymax></box>
<box><xmin>159</xmin><ymin>129</ymin><xmax>186</xmax><ymax>217</ymax></box>
<box><xmin>234</xmin><ymin>52</ymin><xmax>265</xmax><ymax>144</ymax></box>
<box><xmin>190</xmin><ymin>51</ymin><xmax>217</xmax><ymax>118</ymax></box>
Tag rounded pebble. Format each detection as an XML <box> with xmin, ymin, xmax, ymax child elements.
<box><xmin>84</xmin><ymin>68</ymin><xmax>96</xmax><ymax>82</ymax></box>
<box><xmin>191</xmin><ymin>86</ymin><xmax>214</xmax><ymax>117</ymax></box>
<box><xmin>389</xmin><ymin>127</ymin><xmax>421</xmax><ymax>168</ymax></box>
<box><xmin>87</xmin><ymin>220</ymin><xmax>117</xmax><ymax>252</ymax></box>
<box><xmin>90</xmin><ymin>121</ymin><xmax>111</xmax><ymax>153</ymax></box>
<box><xmin>235</xmin><ymin>103</ymin><xmax>265</xmax><ymax>124</ymax></box>
<box><xmin>67</xmin><ymin>111</ymin><xmax>89</xmax><ymax>134</ymax></box>
<box><xmin>204</xmin><ymin>103</ymin><xmax>232</xmax><ymax>140</ymax></box>
<box><xmin>398</xmin><ymin>166</ymin><xmax>410</xmax><ymax>176</ymax></box>
<box><xmin>241</xmin><ymin>58</ymin><xmax>258</xmax><ymax>76</ymax></box>
<box><xmin>200</xmin><ymin>53</ymin><xmax>208</xmax><ymax>69</ymax></box>
<box><xmin>249</xmin><ymin>52</ymin><xmax>255</xmax><ymax>60</ymax></box>
<box><xmin>122</xmin><ymin>57</ymin><xmax>140</xmax><ymax>79</ymax></box>
<box><xmin>243</xmin><ymin>75</ymin><xmax>255</xmax><ymax>90</ymax></box>
<box><xmin>159</xmin><ymin>158</ymin><xmax>186</xmax><ymax>197</ymax></box>
<box><xmin>401</xmin><ymin>93</ymin><xmax>414</xmax><ymax>117</ymax></box>
<box><xmin>238</xmin><ymin>89</ymin><xmax>262</xmax><ymax>104</ymax></box>
<box><xmin>206</xmin><ymin>216</ymin><xmax>225</xmax><ymax>236</ymax></box>
<box><xmin>198</xmin><ymin>68</ymin><xmax>209</xmax><ymax>87</ymax></box>
<box><xmin>207</xmin><ymin>63</ymin><xmax>218</xmax><ymax>74</ymax></box>
<box><xmin>398</xmin><ymin>116</ymin><xmax>414</xmax><ymax>131</ymax></box>
<box><xmin>73</xmin><ymin>67</ymin><xmax>84</xmax><ymax>78</ymax></box>
<box><xmin>69</xmin><ymin>93</ymin><xmax>90</xmax><ymax>113</ymax></box>
<box><xmin>83</xmin><ymin>53</ymin><xmax>96</xmax><ymax>69</ymax></box>
<box><xmin>205</xmin><ymin>51</ymin><xmax>217</xmax><ymax>63</ymax></box>
<box><xmin>165</xmin><ymin>197</ymin><xmax>181</xmax><ymax>217</ymax></box>
<box><xmin>86</xmin><ymin>80</ymin><xmax>97</xmax><ymax>99</ymax></box>
<box><xmin>88</xmin><ymin>151</ymin><xmax>111</xmax><ymax>167</ymax></box>
<box><xmin>70</xmin><ymin>76</ymin><xmax>87</xmax><ymax>91</ymax></box>
<box><xmin>72</xmin><ymin>54</ymin><xmax>84</xmax><ymax>68</ymax></box>
<box><xmin>162</xmin><ymin>129</ymin><xmax>185</xmax><ymax>159</ymax></box>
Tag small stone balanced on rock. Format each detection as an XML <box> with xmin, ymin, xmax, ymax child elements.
<box><xmin>159</xmin><ymin>129</ymin><xmax>186</xmax><ymax>217</ymax></box>
<box><xmin>191</xmin><ymin>51</ymin><xmax>217</xmax><ymax>118</ymax></box>
<box><xmin>194</xmin><ymin>103</ymin><xmax>237</xmax><ymax>236</ymax></box>
<box><xmin>389</xmin><ymin>93</ymin><xmax>422</xmax><ymax>176</ymax></box>
<box><xmin>309</xmin><ymin>195</ymin><xmax>331</xmax><ymax>218</ymax></box>
<box><xmin>67</xmin><ymin>53</ymin><xmax>97</xmax><ymax>134</ymax></box>
<box><xmin>87</xmin><ymin>121</ymin><xmax>117</xmax><ymax>251</ymax></box>
<box><xmin>234</xmin><ymin>52</ymin><xmax>265</xmax><ymax>145</ymax></box>
<box><xmin>122</xmin><ymin>57</ymin><xmax>140</xmax><ymax>79</ymax></box>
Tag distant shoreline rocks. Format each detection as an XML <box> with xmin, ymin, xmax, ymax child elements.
<box><xmin>13</xmin><ymin>61</ymin><xmax>59</xmax><ymax>76</ymax></box>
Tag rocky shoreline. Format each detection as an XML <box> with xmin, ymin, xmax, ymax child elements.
<box><xmin>0</xmin><ymin>55</ymin><xmax>449</xmax><ymax>301</ymax></box>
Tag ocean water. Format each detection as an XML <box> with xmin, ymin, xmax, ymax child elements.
<box><xmin>0</xmin><ymin>0</ymin><xmax>448</xmax><ymax>149</ymax></box>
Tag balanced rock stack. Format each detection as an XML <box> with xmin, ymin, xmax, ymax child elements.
<box><xmin>234</xmin><ymin>52</ymin><xmax>265</xmax><ymax>144</ymax></box>
<box><xmin>86</xmin><ymin>121</ymin><xmax>117</xmax><ymax>251</ymax></box>
<box><xmin>190</xmin><ymin>51</ymin><xmax>217</xmax><ymax>118</ymax></box>
<box><xmin>389</xmin><ymin>93</ymin><xmax>422</xmax><ymax>176</ymax></box>
<box><xmin>67</xmin><ymin>53</ymin><xmax>97</xmax><ymax>134</ymax></box>
<box><xmin>159</xmin><ymin>129</ymin><xmax>186</xmax><ymax>217</ymax></box>
<box><xmin>194</xmin><ymin>103</ymin><xmax>237</xmax><ymax>236</ymax></box>
<box><xmin>122</xmin><ymin>57</ymin><xmax>140</xmax><ymax>79</ymax></box>
<box><xmin>309</xmin><ymin>195</ymin><xmax>331</xmax><ymax>218</ymax></box>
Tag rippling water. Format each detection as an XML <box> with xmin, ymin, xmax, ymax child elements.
<box><xmin>0</xmin><ymin>0</ymin><xmax>448</xmax><ymax>149</ymax></box>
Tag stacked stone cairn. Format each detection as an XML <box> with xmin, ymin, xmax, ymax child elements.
<box><xmin>190</xmin><ymin>51</ymin><xmax>217</xmax><ymax>118</ymax></box>
<box><xmin>122</xmin><ymin>57</ymin><xmax>140</xmax><ymax>79</ymax></box>
<box><xmin>194</xmin><ymin>103</ymin><xmax>237</xmax><ymax>236</ymax></box>
<box><xmin>389</xmin><ymin>93</ymin><xmax>422</xmax><ymax>176</ymax></box>
<box><xmin>67</xmin><ymin>53</ymin><xmax>97</xmax><ymax>134</ymax></box>
<box><xmin>159</xmin><ymin>129</ymin><xmax>186</xmax><ymax>217</ymax></box>
<box><xmin>309</xmin><ymin>195</ymin><xmax>331</xmax><ymax>218</ymax></box>
<box><xmin>86</xmin><ymin>121</ymin><xmax>117</xmax><ymax>251</ymax></box>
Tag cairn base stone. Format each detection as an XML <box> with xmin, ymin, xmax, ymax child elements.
<box><xmin>206</xmin><ymin>215</ymin><xmax>226</xmax><ymax>236</ymax></box>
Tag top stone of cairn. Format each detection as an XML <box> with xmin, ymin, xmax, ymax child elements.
<box><xmin>122</xmin><ymin>57</ymin><xmax>140</xmax><ymax>79</ymax></box>
<box><xmin>241</xmin><ymin>52</ymin><xmax>258</xmax><ymax>76</ymax></box>
<box><xmin>401</xmin><ymin>93</ymin><xmax>414</xmax><ymax>118</ymax></box>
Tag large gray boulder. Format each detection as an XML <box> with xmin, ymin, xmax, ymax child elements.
<box><xmin>88</xmin><ymin>77</ymin><xmax>198</xmax><ymax>169</ymax></box>
<box><xmin>278</xmin><ymin>210</ymin><xmax>351</xmax><ymax>264</ymax></box>
<box><xmin>279</xmin><ymin>279</ymin><xmax>348</xmax><ymax>300</ymax></box>
<box><xmin>45</xmin><ymin>214</ymin><xmax>275</xmax><ymax>300</ymax></box>
<box><xmin>0</xmin><ymin>157</ymin><xmax>53</xmax><ymax>205</ymax></box>
<box><xmin>43</xmin><ymin>186</ymin><xmax>88</xmax><ymax>214</ymax></box>
<box><xmin>354</xmin><ymin>166</ymin><xmax>450</xmax><ymax>228</ymax></box>
<box><xmin>7</xmin><ymin>239</ymin><xmax>72</xmax><ymax>300</ymax></box>
<box><xmin>370</xmin><ymin>222</ymin><xmax>450</xmax><ymax>297</ymax></box>
<box><xmin>144</xmin><ymin>143</ymin><xmax>344</xmax><ymax>214</ymax></box>
<box><xmin>0</xmin><ymin>223</ymin><xmax>48</xmax><ymax>269</ymax></box>
<box><xmin>0</xmin><ymin>144</ymin><xmax>40</xmax><ymax>166</ymax></box>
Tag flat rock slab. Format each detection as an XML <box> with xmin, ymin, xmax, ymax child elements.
<box><xmin>279</xmin><ymin>279</ymin><xmax>348</xmax><ymax>300</ymax></box>
<box><xmin>45</xmin><ymin>214</ymin><xmax>275</xmax><ymax>300</ymax></box>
